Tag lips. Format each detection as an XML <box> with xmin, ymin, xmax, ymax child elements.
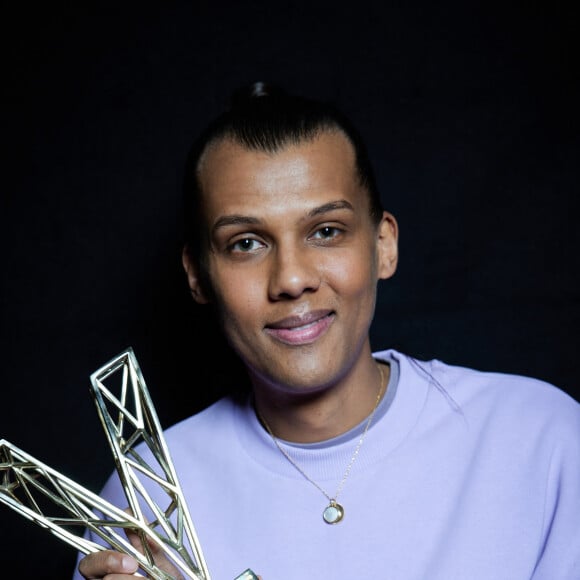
<box><xmin>265</xmin><ymin>310</ymin><xmax>335</xmax><ymax>345</ymax></box>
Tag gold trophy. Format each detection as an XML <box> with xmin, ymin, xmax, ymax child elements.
<box><xmin>0</xmin><ymin>348</ymin><xmax>257</xmax><ymax>580</ymax></box>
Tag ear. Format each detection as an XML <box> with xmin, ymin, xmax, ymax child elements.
<box><xmin>181</xmin><ymin>245</ymin><xmax>211</xmax><ymax>304</ymax></box>
<box><xmin>376</xmin><ymin>211</ymin><xmax>399</xmax><ymax>280</ymax></box>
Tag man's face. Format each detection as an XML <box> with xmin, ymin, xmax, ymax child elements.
<box><xmin>187</xmin><ymin>130</ymin><xmax>397</xmax><ymax>396</ymax></box>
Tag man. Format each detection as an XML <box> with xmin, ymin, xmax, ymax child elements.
<box><xmin>76</xmin><ymin>83</ymin><xmax>580</xmax><ymax>579</ymax></box>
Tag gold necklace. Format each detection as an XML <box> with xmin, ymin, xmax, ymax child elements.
<box><xmin>257</xmin><ymin>363</ymin><xmax>387</xmax><ymax>525</ymax></box>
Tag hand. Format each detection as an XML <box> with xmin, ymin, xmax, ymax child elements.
<box><xmin>77</xmin><ymin>502</ymin><xmax>186</xmax><ymax>579</ymax></box>
<box><xmin>77</xmin><ymin>528</ymin><xmax>185</xmax><ymax>579</ymax></box>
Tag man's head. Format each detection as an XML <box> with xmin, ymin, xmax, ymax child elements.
<box><xmin>180</xmin><ymin>82</ymin><xmax>398</xmax><ymax>396</ymax></box>
<box><xmin>182</xmin><ymin>82</ymin><xmax>384</xmax><ymax>288</ymax></box>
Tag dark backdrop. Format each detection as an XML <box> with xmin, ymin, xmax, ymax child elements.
<box><xmin>1</xmin><ymin>2</ymin><xmax>578</xmax><ymax>578</ymax></box>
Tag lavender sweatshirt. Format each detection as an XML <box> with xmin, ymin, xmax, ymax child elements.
<box><xmin>72</xmin><ymin>350</ymin><xmax>580</xmax><ymax>579</ymax></box>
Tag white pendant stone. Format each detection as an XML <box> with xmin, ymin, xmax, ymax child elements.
<box><xmin>323</xmin><ymin>501</ymin><xmax>344</xmax><ymax>524</ymax></box>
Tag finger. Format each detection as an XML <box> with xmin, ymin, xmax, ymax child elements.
<box><xmin>123</xmin><ymin>507</ymin><xmax>157</xmax><ymax>554</ymax></box>
<box><xmin>78</xmin><ymin>550</ymin><xmax>138</xmax><ymax>579</ymax></box>
<box><xmin>121</xmin><ymin>507</ymin><xmax>185</xmax><ymax>579</ymax></box>
<box><xmin>123</xmin><ymin>523</ymin><xmax>185</xmax><ymax>579</ymax></box>
<box><xmin>126</xmin><ymin>526</ymin><xmax>147</xmax><ymax>552</ymax></box>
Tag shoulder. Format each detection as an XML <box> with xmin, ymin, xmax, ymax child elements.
<box><xmin>377</xmin><ymin>348</ymin><xmax>580</xmax><ymax>437</ymax></box>
<box><xmin>161</xmin><ymin>395</ymin><xmax>245</xmax><ymax>449</ymax></box>
<box><xmin>97</xmin><ymin>395</ymin><xmax>245</xmax><ymax>500</ymax></box>
<box><xmin>431</xmin><ymin>357</ymin><xmax>578</xmax><ymax>420</ymax></box>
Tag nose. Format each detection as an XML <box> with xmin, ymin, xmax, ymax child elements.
<box><xmin>268</xmin><ymin>244</ymin><xmax>320</xmax><ymax>300</ymax></box>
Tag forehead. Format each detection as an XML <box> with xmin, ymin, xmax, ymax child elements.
<box><xmin>197</xmin><ymin>131</ymin><xmax>361</xmax><ymax>209</ymax></box>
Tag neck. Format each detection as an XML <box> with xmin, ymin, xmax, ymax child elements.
<box><xmin>253</xmin><ymin>358</ymin><xmax>389</xmax><ymax>443</ymax></box>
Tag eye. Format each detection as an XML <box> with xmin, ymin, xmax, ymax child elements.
<box><xmin>311</xmin><ymin>225</ymin><xmax>342</xmax><ymax>241</ymax></box>
<box><xmin>229</xmin><ymin>237</ymin><xmax>265</xmax><ymax>253</ymax></box>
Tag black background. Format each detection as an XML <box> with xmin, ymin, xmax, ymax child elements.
<box><xmin>1</xmin><ymin>2</ymin><xmax>578</xmax><ymax>577</ymax></box>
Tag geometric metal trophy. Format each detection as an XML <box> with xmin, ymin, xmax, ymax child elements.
<box><xmin>0</xmin><ymin>347</ymin><xmax>257</xmax><ymax>580</ymax></box>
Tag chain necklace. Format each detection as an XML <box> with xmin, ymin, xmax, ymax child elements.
<box><xmin>257</xmin><ymin>363</ymin><xmax>387</xmax><ymax>525</ymax></box>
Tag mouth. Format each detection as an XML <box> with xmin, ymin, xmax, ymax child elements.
<box><xmin>264</xmin><ymin>310</ymin><xmax>335</xmax><ymax>346</ymax></box>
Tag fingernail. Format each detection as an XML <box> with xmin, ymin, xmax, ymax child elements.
<box><xmin>121</xmin><ymin>555</ymin><xmax>138</xmax><ymax>572</ymax></box>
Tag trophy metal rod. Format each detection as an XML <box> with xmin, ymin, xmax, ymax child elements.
<box><xmin>0</xmin><ymin>440</ymin><xmax>194</xmax><ymax>579</ymax></box>
<box><xmin>89</xmin><ymin>349</ymin><xmax>211</xmax><ymax>579</ymax></box>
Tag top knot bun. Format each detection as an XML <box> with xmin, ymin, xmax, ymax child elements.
<box><xmin>229</xmin><ymin>81</ymin><xmax>288</xmax><ymax>109</ymax></box>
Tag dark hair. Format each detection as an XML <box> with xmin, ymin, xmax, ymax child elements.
<box><xmin>182</xmin><ymin>82</ymin><xmax>383</xmax><ymax>288</ymax></box>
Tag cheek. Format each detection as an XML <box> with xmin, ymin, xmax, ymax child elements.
<box><xmin>211</xmin><ymin>268</ymin><xmax>265</xmax><ymax>324</ymax></box>
<box><xmin>322</xmin><ymin>249</ymin><xmax>377</xmax><ymax>296</ymax></box>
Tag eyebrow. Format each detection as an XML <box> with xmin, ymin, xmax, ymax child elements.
<box><xmin>308</xmin><ymin>199</ymin><xmax>354</xmax><ymax>217</ymax></box>
<box><xmin>212</xmin><ymin>199</ymin><xmax>355</xmax><ymax>232</ymax></box>
<box><xmin>212</xmin><ymin>214</ymin><xmax>261</xmax><ymax>232</ymax></box>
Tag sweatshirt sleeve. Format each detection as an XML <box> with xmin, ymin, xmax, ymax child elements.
<box><xmin>531</xmin><ymin>396</ymin><xmax>580</xmax><ymax>579</ymax></box>
<box><xmin>70</xmin><ymin>470</ymin><xmax>130</xmax><ymax>580</ymax></box>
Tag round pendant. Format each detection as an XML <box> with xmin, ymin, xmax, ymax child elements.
<box><xmin>322</xmin><ymin>501</ymin><xmax>344</xmax><ymax>524</ymax></box>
